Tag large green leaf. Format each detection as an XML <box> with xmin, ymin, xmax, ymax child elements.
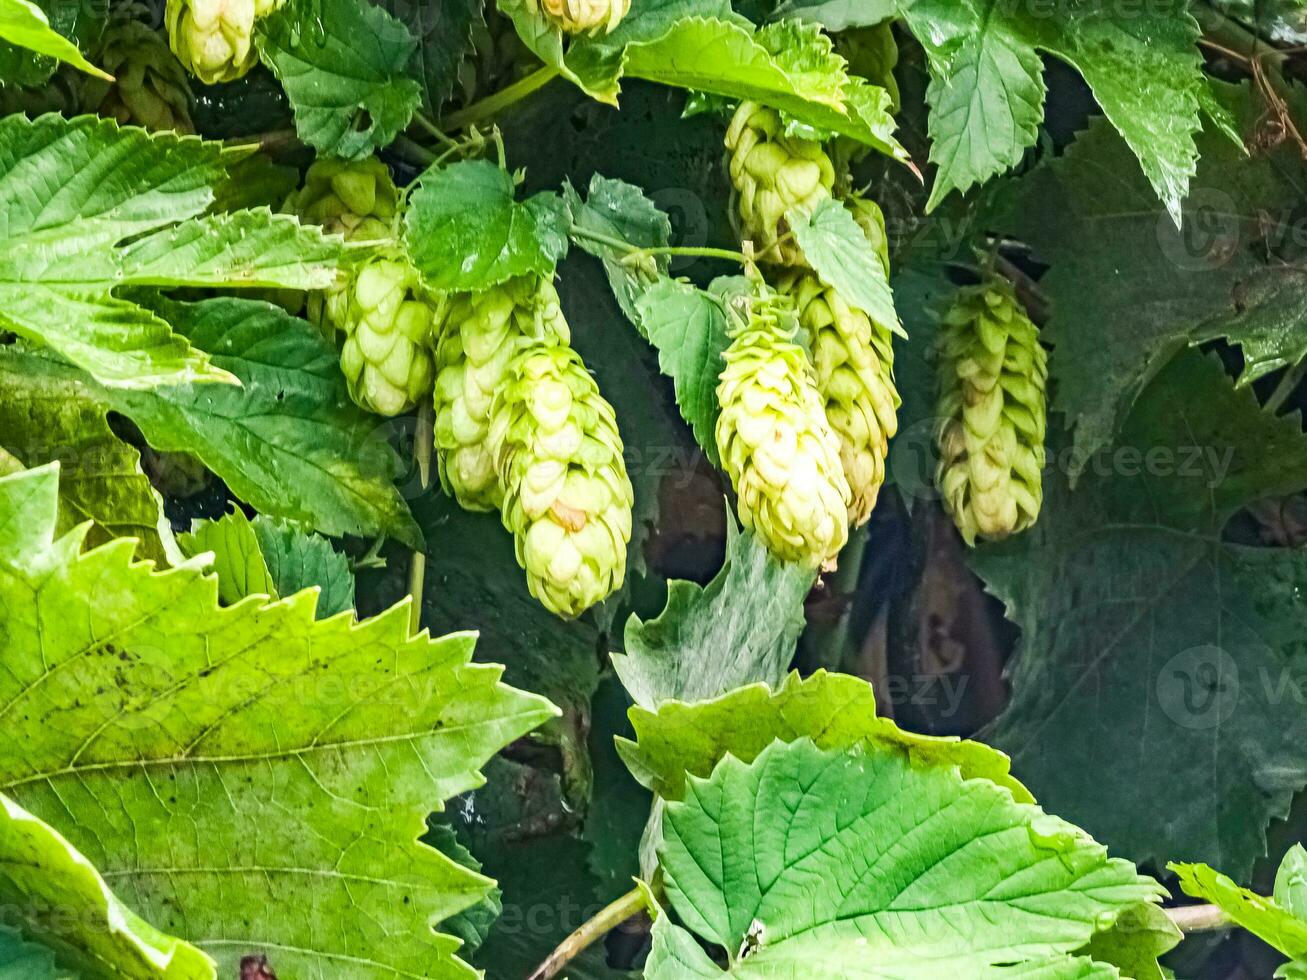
<box><xmin>613</xmin><ymin>519</ymin><xmax>814</xmax><ymax>709</ymax></box>
<box><xmin>404</xmin><ymin>160</ymin><xmax>569</xmax><ymax>292</ymax></box>
<box><xmin>976</xmin><ymin>350</ymin><xmax>1307</xmax><ymax>877</ymax></box>
<box><xmin>619</xmin><ymin>669</ymin><xmax>1031</xmax><ymax>803</ymax></box>
<box><xmin>0</xmin><ymin>297</ymin><xmax>421</xmax><ymax>548</ymax></box>
<box><xmin>0</xmin><ymin>926</ymin><xmax>63</xmax><ymax>979</ymax></box>
<box><xmin>650</xmin><ymin>737</ymin><xmax>1162</xmax><ymax>978</ymax></box>
<box><xmin>0</xmin><ymin>115</ymin><xmax>342</xmax><ymax>389</ymax></box>
<box><xmin>0</xmin><ymin>0</ymin><xmax>108</xmax><ymax>79</ymax></box>
<box><xmin>0</xmin><ymin>462</ymin><xmax>556</xmax><ymax>978</ymax></box>
<box><xmin>994</xmin><ymin>83</ymin><xmax>1300</xmax><ymax>470</ymax></box>
<box><xmin>902</xmin><ymin>0</ymin><xmax>1204</xmax><ymax>218</ymax></box>
<box><xmin>0</xmin><ymin>362</ymin><xmax>167</xmax><ymax>563</ymax></box>
<box><xmin>1171</xmin><ymin>854</ymin><xmax>1307</xmax><ymax>963</ymax></box>
<box><xmin>256</xmin><ymin>0</ymin><xmax>422</xmax><ymax>159</ymax></box>
<box><xmin>396</xmin><ymin>0</ymin><xmax>483</xmax><ymax>111</ymax></box>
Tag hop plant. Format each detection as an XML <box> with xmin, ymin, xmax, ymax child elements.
<box><xmin>166</xmin><ymin>0</ymin><xmax>283</xmax><ymax>85</ymax></box>
<box><xmin>433</xmin><ymin>276</ymin><xmax>570</xmax><ymax>512</ymax></box>
<box><xmin>838</xmin><ymin>23</ymin><xmax>901</xmax><ymax>113</ymax></box>
<box><xmin>528</xmin><ymin>0</ymin><xmax>630</xmax><ymax>34</ymax></box>
<box><xmin>934</xmin><ymin>276</ymin><xmax>1048</xmax><ymax>545</ymax></box>
<box><xmin>724</xmin><ymin>101</ymin><xmax>835</xmax><ymax>265</ymax></box>
<box><xmin>284</xmin><ymin>157</ymin><xmax>399</xmax><ymax>331</ymax></box>
<box><xmin>339</xmin><ymin>257</ymin><xmax>439</xmax><ymax>418</ymax></box>
<box><xmin>716</xmin><ymin>295</ymin><xmax>851</xmax><ymax>567</ymax></box>
<box><xmin>489</xmin><ymin>343</ymin><xmax>633</xmax><ymax>618</ymax></box>
<box><xmin>779</xmin><ymin>270</ymin><xmax>899</xmax><ymax>526</ymax></box>
<box><xmin>83</xmin><ymin>21</ymin><xmax>194</xmax><ymax>134</ymax></box>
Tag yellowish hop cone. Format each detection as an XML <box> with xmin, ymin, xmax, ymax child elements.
<box><xmin>166</xmin><ymin>0</ymin><xmax>282</xmax><ymax>84</ymax></box>
<box><xmin>934</xmin><ymin>277</ymin><xmax>1048</xmax><ymax>545</ymax></box>
<box><xmin>339</xmin><ymin>257</ymin><xmax>438</xmax><ymax>417</ymax></box>
<box><xmin>530</xmin><ymin>0</ymin><xmax>630</xmax><ymax>34</ymax></box>
<box><xmin>716</xmin><ymin>297</ymin><xmax>851</xmax><ymax>567</ymax></box>
<box><xmin>724</xmin><ymin>101</ymin><xmax>835</xmax><ymax>266</ymax></box>
<box><xmin>433</xmin><ymin>276</ymin><xmax>570</xmax><ymax>512</ymax></box>
<box><xmin>490</xmin><ymin>344</ymin><xmax>633</xmax><ymax>618</ymax></box>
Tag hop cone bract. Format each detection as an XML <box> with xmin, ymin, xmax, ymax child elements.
<box><xmin>716</xmin><ymin>297</ymin><xmax>851</xmax><ymax>566</ymax></box>
<box><xmin>529</xmin><ymin>0</ymin><xmax>630</xmax><ymax>34</ymax></box>
<box><xmin>935</xmin><ymin>277</ymin><xmax>1047</xmax><ymax>544</ymax></box>
<box><xmin>339</xmin><ymin>257</ymin><xmax>438</xmax><ymax>417</ymax></box>
<box><xmin>84</xmin><ymin>21</ymin><xmax>194</xmax><ymax>133</ymax></box>
<box><xmin>433</xmin><ymin>276</ymin><xmax>570</xmax><ymax>512</ymax></box>
<box><xmin>780</xmin><ymin>269</ymin><xmax>899</xmax><ymax>525</ymax></box>
<box><xmin>285</xmin><ymin>157</ymin><xmax>399</xmax><ymax>331</ymax></box>
<box><xmin>724</xmin><ymin>101</ymin><xmax>835</xmax><ymax>265</ymax></box>
<box><xmin>166</xmin><ymin>0</ymin><xmax>283</xmax><ymax>84</ymax></box>
<box><xmin>490</xmin><ymin>344</ymin><xmax>633</xmax><ymax>618</ymax></box>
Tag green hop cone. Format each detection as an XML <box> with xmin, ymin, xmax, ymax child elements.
<box><xmin>433</xmin><ymin>276</ymin><xmax>570</xmax><ymax>512</ymax></box>
<box><xmin>725</xmin><ymin>101</ymin><xmax>835</xmax><ymax>266</ymax></box>
<box><xmin>285</xmin><ymin>157</ymin><xmax>399</xmax><ymax>330</ymax></box>
<box><xmin>934</xmin><ymin>276</ymin><xmax>1048</xmax><ymax>545</ymax></box>
<box><xmin>779</xmin><ymin>269</ymin><xmax>899</xmax><ymax>526</ymax></box>
<box><xmin>339</xmin><ymin>256</ymin><xmax>438</xmax><ymax>417</ymax></box>
<box><xmin>166</xmin><ymin>0</ymin><xmax>283</xmax><ymax>84</ymax></box>
<box><xmin>529</xmin><ymin>0</ymin><xmax>630</xmax><ymax>34</ymax></box>
<box><xmin>83</xmin><ymin>21</ymin><xmax>194</xmax><ymax>134</ymax></box>
<box><xmin>716</xmin><ymin>296</ymin><xmax>851</xmax><ymax>567</ymax></box>
<box><xmin>490</xmin><ymin>344</ymin><xmax>634</xmax><ymax>618</ymax></box>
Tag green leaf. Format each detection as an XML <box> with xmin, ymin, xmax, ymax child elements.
<box><xmin>0</xmin><ymin>0</ymin><xmax>108</xmax><ymax>79</ymax></box>
<box><xmin>632</xmin><ymin>278</ymin><xmax>730</xmax><ymax>463</ymax></box>
<box><xmin>1171</xmin><ymin>861</ymin><xmax>1307</xmax><ymax>959</ymax></box>
<box><xmin>399</xmin><ymin>0</ymin><xmax>484</xmax><ymax>111</ymax></box>
<box><xmin>903</xmin><ymin>0</ymin><xmax>1203</xmax><ymax>216</ymax></box>
<box><xmin>0</xmin><ymin>296</ymin><xmax>421</xmax><ymax>548</ymax></box>
<box><xmin>613</xmin><ymin>518</ymin><xmax>815</xmax><ymax>708</ymax></box>
<box><xmin>1075</xmin><ymin>903</ymin><xmax>1181</xmax><ymax>980</ymax></box>
<box><xmin>619</xmin><ymin>669</ymin><xmax>1032</xmax><ymax>803</ymax></box>
<box><xmin>770</xmin><ymin>0</ymin><xmax>899</xmax><ymax>31</ymax></box>
<box><xmin>1278</xmin><ymin>845</ymin><xmax>1307</xmax><ymax>920</ymax></box>
<box><xmin>256</xmin><ymin>0</ymin><xmax>422</xmax><ymax>159</ymax></box>
<box><xmin>787</xmin><ymin>198</ymin><xmax>903</xmax><ymax>338</ymax></box>
<box><xmin>652</xmin><ymin>737</ymin><xmax>1163</xmax><ymax>978</ymax></box>
<box><xmin>0</xmin><ymin>362</ymin><xmax>167</xmax><ymax>563</ymax></box>
<box><xmin>0</xmin><ymin>788</ymin><xmax>214</xmax><ymax>978</ymax></box>
<box><xmin>0</xmin><ymin>926</ymin><xmax>63</xmax><ymax>980</ymax></box>
<box><xmin>0</xmin><ymin>115</ymin><xmax>342</xmax><ymax>389</ymax></box>
<box><xmin>993</xmin><ymin>83</ymin><xmax>1297</xmax><ymax>469</ymax></box>
<box><xmin>404</xmin><ymin>160</ymin><xmax>570</xmax><ymax>292</ymax></box>
<box><xmin>0</xmin><ymin>462</ymin><xmax>557</xmax><ymax>978</ymax></box>
<box><xmin>565</xmin><ymin>175</ymin><xmax>672</xmax><ymax>324</ymax></box>
<box><xmin>424</xmin><ymin>823</ymin><xmax>502</xmax><ymax>956</ymax></box>
<box><xmin>977</xmin><ymin>350</ymin><xmax>1307</xmax><ymax>877</ymax></box>
<box><xmin>179</xmin><ymin>509</ymin><xmax>356</xmax><ymax>618</ymax></box>
<box><xmin>177</xmin><ymin>509</ymin><xmax>278</xmax><ymax>605</ymax></box>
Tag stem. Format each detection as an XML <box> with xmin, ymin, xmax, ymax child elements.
<box><xmin>569</xmin><ymin>224</ymin><xmax>749</xmax><ymax>264</ymax></box>
<box><xmin>407</xmin><ymin>402</ymin><xmax>433</xmax><ymax>636</ymax></box>
<box><xmin>1165</xmin><ymin>903</ymin><xmax>1228</xmax><ymax>933</ymax></box>
<box><xmin>390</xmin><ymin>134</ymin><xmax>438</xmax><ymax>166</ymax></box>
<box><xmin>809</xmin><ymin>525</ymin><xmax>869</xmax><ymax>673</ymax></box>
<box><xmin>527</xmin><ymin>886</ymin><xmax>648</xmax><ymax>980</ymax></box>
<box><xmin>225</xmin><ymin>129</ymin><xmax>300</xmax><ymax>152</ymax></box>
<box><xmin>1266</xmin><ymin>358</ymin><xmax>1307</xmax><ymax>414</ymax></box>
<box><xmin>442</xmin><ymin>65</ymin><xmax>561</xmax><ymax>131</ymax></box>
<box><xmin>409</xmin><ymin>111</ymin><xmax>459</xmax><ymax>150</ymax></box>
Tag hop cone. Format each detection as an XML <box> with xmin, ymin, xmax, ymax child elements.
<box><xmin>84</xmin><ymin>21</ymin><xmax>194</xmax><ymax>133</ymax></box>
<box><xmin>724</xmin><ymin>101</ymin><xmax>835</xmax><ymax>265</ymax></box>
<box><xmin>166</xmin><ymin>0</ymin><xmax>283</xmax><ymax>84</ymax></box>
<box><xmin>780</xmin><ymin>270</ymin><xmax>899</xmax><ymax>525</ymax></box>
<box><xmin>529</xmin><ymin>0</ymin><xmax>630</xmax><ymax>34</ymax></box>
<box><xmin>284</xmin><ymin>157</ymin><xmax>399</xmax><ymax>330</ymax></box>
<box><xmin>339</xmin><ymin>257</ymin><xmax>438</xmax><ymax>417</ymax></box>
<box><xmin>716</xmin><ymin>297</ymin><xmax>851</xmax><ymax>567</ymax></box>
<box><xmin>433</xmin><ymin>276</ymin><xmax>570</xmax><ymax>512</ymax></box>
<box><xmin>489</xmin><ymin>344</ymin><xmax>633</xmax><ymax>618</ymax></box>
<box><xmin>934</xmin><ymin>277</ymin><xmax>1047</xmax><ymax>544</ymax></box>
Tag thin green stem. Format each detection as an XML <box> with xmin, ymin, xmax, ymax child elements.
<box><xmin>407</xmin><ymin>402</ymin><xmax>433</xmax><ymax>636</ymax></box>
<box><xmin>568</xmin><ymin>224</ymin><xmax>748</xmax><ymax>265</ymax></box>
<box><xmin>1165</xmin><ymin>903</ymin><xmax>1227</xmax><ymax>934</ymax></box>
<box><xmin>390</xmin><ymin>134</ymin><xmax>438</xmax><ymax>166</ymax></box>
<box><xmin>1266</xmin><ymin>357</ymin><xmax>1307</xmax><ymax>415</ymax></box>
<box><xmin>527</xmin><ymin>885</ymin><xmax>648</xmax><ymax>980</ymax></box>
<box><xmin>409</xmin><ymin>110</ymin><xmax>460</xmax><ymax>150</ymax></box>
<box><xmin>442</xmin><ymin>65</ymin><xmax>561</xmax><ymax>131</ymax></box>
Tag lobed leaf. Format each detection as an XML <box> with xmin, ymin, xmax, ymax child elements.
<box><xmin>0</xmin><ymin>0</ymin><xmax>108</xmax><ymax>79</ymax></box>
